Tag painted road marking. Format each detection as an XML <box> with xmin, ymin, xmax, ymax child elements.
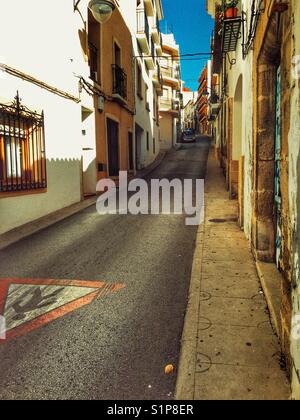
<box><xmin>0</xmin><ymin>278</ymin><xmax>125</xmax><ymax>343</ymax></box>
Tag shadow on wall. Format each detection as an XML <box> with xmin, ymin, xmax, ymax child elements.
<box><xmin>0</xmin><ymin>158</ymin><xmax>82</xmax><ymax>235</ymax></box>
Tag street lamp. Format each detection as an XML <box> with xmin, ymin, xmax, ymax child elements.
<box><xmin>88</xmin><ymin>0</ymin><xmax>115</xmax><ymax>24</ymax></box>
<box><xmin>74</xmin><ymin>0</ymin><xmax>115</xmax><ymax>24</ymax></box>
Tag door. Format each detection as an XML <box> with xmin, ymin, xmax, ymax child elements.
<box><xmin>128</xmin><ymin>132</ymin><xmax>134</xmax><ymax>172</ymax></box>
<box><xmin>135</xmin><ymin>124</ymin><xmax>143</xmax><ymax>170</ymax></box>
<box><xmin>275</xmin><ymin>66</ymin><xmax>282</xmax><ymax>268</ymax></box>
<box><xmin>107</xmin><ymin>118</ymin><xmax>119</xmax><ymax>177</ymax></box>
<box><xmin>81</xmin><ymin>107</ymin><xmax>96</xmax><ymax>197</ymax></box>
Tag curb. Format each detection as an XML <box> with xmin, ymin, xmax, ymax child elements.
<box><xmin>255</xmin><ymin>261</ymin><xmax>282</xmax><ymax>337</ymax></box>
<box><xmin>175</xmin><ymin>223</ymin><xmax>205</xmax><ymax>400</ymax></box>
<box><xmin>135</xmin><ymin>151</ymin><xmax>167</xmax><ymax>179</ymax></box>
<box><xmin>0</xmin><ymin>197</ymin><xmax>97</xmax><ymax>252</ymax></box>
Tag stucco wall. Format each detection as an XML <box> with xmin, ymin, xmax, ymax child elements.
<box><xmin>0</xmin><ymin>81</ymin><xmax>82</xmax><ymax>235</ymax></box>
<box><xmin>93</xmin><ymin>6</ymin><xmax>134</xmax><ymax>179</ymax></box>
<box><xmin>160</xmin><ymin>114</ymin><xmax>173</xmax><ymax>150</ymax></box>
<box><xmin>0</xmin><ymin>0</ymin><xmax>95</xmax><ymax>234</ymax></box>
<box><xmin>226</xmin><ymin>0</ymin><xmax>253</xmax><ymax>236</ymax></box>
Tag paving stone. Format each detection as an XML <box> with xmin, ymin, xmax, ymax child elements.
<box><xmin>201</xmin><ymin>274</ymin><xmax>261</xmax><ymax>299</ymax></box>
<box><xmin>200</xmin><ymin>296</ymin><xmax>268</xmax><ymax>327</ymax></box>
<box><xmin>194</xmin><ymin>364</ymin><xmax>290</xmax><ymax>400</ymax></box>
<box><xmin>197</xmin><ymin>323</ymin><xmax>281</xmax><ymax>367</ymax></box>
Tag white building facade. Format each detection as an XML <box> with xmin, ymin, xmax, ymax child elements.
<box><xmin>119</xmin><ymin>0</ymin><xmax>164</xmax><ymax>170</ymax></box>
<box><xmin>0</xmin><ymin>0</ymin><xmax>97</xmax><ymax>235</ymax></box>
<box><xmin>159</xmin><ymin>33</ymin><xmax>182</xmax><ymax>150</ymax></box>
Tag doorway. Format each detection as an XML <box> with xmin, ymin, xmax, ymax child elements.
<box><xmin>128</xmin><ymin>132</ymin><xmax>134</xmax><ymax>172</ymax></box>
<box><xmin>252</xmin><ymin>14</ymin><xmax>281</xmax><ymax>263</ymax></box>
<box><xmin>107</xmin><ymin>118</ymin><xmax>119</xmax><ymax>177</ymax></box>
<box><xmin>81</xmin><ymin>106</ymin><xmax>96</xmax><ymax>197</ymax></box>
<box><xmin>135</xmin><ymin>124</ymin><xmax>143</xmax><ymax>170</ymax></box>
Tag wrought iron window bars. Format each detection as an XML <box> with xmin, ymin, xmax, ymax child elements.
<box><xmin>0</xmin><ymin>92</ymin><xmax>47</xmax><ymax>193</ymax></box>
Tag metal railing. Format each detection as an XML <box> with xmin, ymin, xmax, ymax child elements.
<box><xmin>161</xmin><ymin>65</ymin><xmax>180</xmax><ymax>80</ymax></box>
<box><xmin>160</xmin><ymin>98</ymin><xmax>180</xmax><ymax>112</ymax></box>
<box><xmin>112</xmin><ymin>65</ymin><xmax>127</xmax><ymax>100</ymax></box>
<box><xmin>0</xmin><ymin>93</ymin><xmax>46</xmax><ymax>193</ymax></box>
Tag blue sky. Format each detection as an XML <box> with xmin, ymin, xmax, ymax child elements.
<box><xmin>161</xmin><ymin>0</ymin><xmax>214</xmax><ymax>91</ymax></box>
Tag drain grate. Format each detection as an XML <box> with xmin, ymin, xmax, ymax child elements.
<box><xmin>209</xmin><ymin>218</ymin><xmax>238</xmax><ymax>223</ymax></box>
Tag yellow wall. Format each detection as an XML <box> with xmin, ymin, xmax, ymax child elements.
<box><xmin>160</xmin><ymin>113</ymin><xmax>173</xmax><ymax>150</ymax></box>
<box><xmin>93</xmin><ymin>7</ymin><xmax>134</xmax><ymax>180</ymax></box>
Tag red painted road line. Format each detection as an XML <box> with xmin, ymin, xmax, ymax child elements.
<box><xmin>0</xmin><ymin>279</ymin><xmax>125</xmax><ymax>344</ymax></box>
<box><xmin>4</xmin><ymin>290</ymin><xmax>100</xmax><ymax>342</ymax></box>
<box><xmin>0</xmin><ymin>278</ymin><xmax>107</xmax><ymax>288</ymax></box>
<box><xmin>0</xmin><ymin>280</ymin><xmax>9</xmax><ymax>316</ymax></box>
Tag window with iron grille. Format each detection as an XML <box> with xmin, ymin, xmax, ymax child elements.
<box><xmin>0</xmin><ymin>93</ymin><xmax>47</xmax><ymax>193</ymax></box>
<box><xmin>88</xmin><ymin>42</ymin><xmax>99</xmax><ymax>83</ymax></box>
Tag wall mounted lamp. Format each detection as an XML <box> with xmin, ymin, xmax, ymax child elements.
<box><xmin>74</xmin><ymin>0</ymin><xmax>116</xmax><ymax>24</ymax></box>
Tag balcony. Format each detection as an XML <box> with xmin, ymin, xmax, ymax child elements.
<box><xmin>161</xmin><ymin>65</ymin><xmax>180</xmax><ymax>89</ymax></box>
<box><xmin>153</xmin><ymin>63</ymin><xmax>163</xmax><ymax>95</ymax></box>
<box><xmin>152</xmin><ymin>16</ymin><xmax>160</xmax><ymax>44</ymax></box>
<box><xmin>159</xmin><ymin>98</ymin><xmax>180</xmax><ymax>116</ymax></box>
<box><xmin>137</xmin><ymin>9</ymin><xmax>150</xmax><ymax>54</ymax></box>
<box><xmin>112</xmin><ymin>64</ymin><xmax>127</xmax><ymax>103</ymax></box>
<box><xmin>145</xmin><ymin>38</ymin><xmax>155</xmax><ymax>70</ymax></box>
<box><xmin>156</xmin><ymin>35</ymin><xmax>163</xmax><ymax>56</ymax></box>
<box><xmin>221</xmin><ymin>17</ymin><xmax>242</xmax><ymax>53</ymax></box>
<box><xmin>144</xmin><ymin>0</ymin><xmax>155</xmax><ymax>17</ymax></box>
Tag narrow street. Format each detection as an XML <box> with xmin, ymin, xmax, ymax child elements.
<box><xmin>0</xmin><ymin>138</ymin><xmax>210</xmax><ymax>400</ymax></box>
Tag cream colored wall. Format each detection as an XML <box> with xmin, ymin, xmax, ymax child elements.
<box><xmin>0</xmin><ymin>0</ymin><xmax>96</xmax><ymax>234</ymax></box>
<box><xmin>159</xmin><ymin>34</ymin><xmax>181</xmax><ymax>150</ymax></box>
<box><xmin>226</xmin><ymin>0</ymin><xmax>254</xmax><ymax>238</ymax></box>
<box><xmin>160</xmin><ymin>114</ymin><xmax>173</xmax><ymax>150</ymax></box>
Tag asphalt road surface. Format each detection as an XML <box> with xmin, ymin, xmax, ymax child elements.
<box><xmin>0</xmin><ymin>137</ymin><xmax>210</xmax><ymax>400</ymax></box>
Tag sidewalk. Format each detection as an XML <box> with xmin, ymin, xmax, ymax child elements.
<box><xmin>176</xmin><ymin>151</ymin><xmax>291</xmax><ymax>400</ymax></box>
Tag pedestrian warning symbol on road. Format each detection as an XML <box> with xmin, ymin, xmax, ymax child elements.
<box><xmin>0</xmin><ymin>278</ymin><xmax>125</xmax><ymax>343</ymax></box>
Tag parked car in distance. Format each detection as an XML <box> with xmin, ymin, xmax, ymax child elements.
<box><xmin>182</xmin><ymin>128</ymin><xmax>196</xmax><ymax>143</ymax></box>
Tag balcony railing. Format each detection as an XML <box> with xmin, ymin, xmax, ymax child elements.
<box><xmin>160</xmin><ymin>98</ymin><xmax>180</xmax><ymax>112</ymax></box>
<box><xmin>112</xmin><ymin>65</ymin><xmax>127</xmax><ymax>100</ymax></box>
<box><xmin>161</xmin><ymin>65</ymin><xmax>180</xmax><ymax>81</ymax></box>
<box><xmin>137</xmin><ymin>9</ymin><xmax>150</xmax><ymax>42</ymax></box>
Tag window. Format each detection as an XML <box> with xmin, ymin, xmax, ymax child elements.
<box><xmin>88</xmin><ymin>42</ymin><xmax>99</xmax><ymax>82</ymax></box>
<box><xmin>145</xmin><ymin>85</ymin><xmax>150</xmax><ymax>111</ymax></box>
<box><xmin>88</xmin><ymin>10</ymin><xmax>100</xmax><ymax>83</ymax></box>
<box><xmin>114</xmin><ymin>42</ymin><xmax>121</xmax><ymax>67</ymax></box>
<box><xmin>0</xmin><ymin>95</ymin><xmax>46</xmax><ymax>193</ymax></box>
